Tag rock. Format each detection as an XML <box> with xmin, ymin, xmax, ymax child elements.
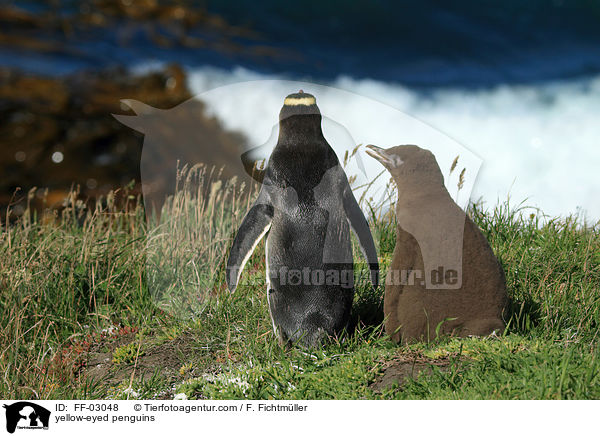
<box><xmin>0</xmin><ymin>64</ymin><xmax>249</xmax><ymax>219</ymax></box>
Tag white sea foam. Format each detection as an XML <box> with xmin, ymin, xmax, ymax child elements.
<box><xmin>133</xmin><ymin>62</ymin><xmax>600</xmax><ymax>221</ymax></box>
<box><xmin>185</xmin><ymin>69</ymin><xmax>482</xmax><ymax>211</ymax></box>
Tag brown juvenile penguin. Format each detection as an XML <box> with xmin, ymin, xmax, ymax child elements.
<box><xmin>366</xmin><ymin>144</ymin><xmax>508</xmax><ymax>343</ymax></box>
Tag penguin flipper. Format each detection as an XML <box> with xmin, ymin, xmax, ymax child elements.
<box><xmin>226</xmin><ymin>201</ymin><xmax>273</xmax><ymax>293</ymax></box>
<box><xmin>343</xmin><ymin>185</ymin><xmax>380</xmax><ymax>289</ymax></box>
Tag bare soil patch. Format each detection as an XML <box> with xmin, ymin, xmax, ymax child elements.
<box><xmin>81</xmin><ymin>330</ymin><xmax>198</xmax><ymax>396</ymax></box>
<box><xmin>370</xmin><ymin>351</ymin><xmax>458</xmax><ymax>393</ymax></box>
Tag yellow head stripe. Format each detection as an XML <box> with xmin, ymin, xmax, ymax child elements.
<box><xmin>284</xmin><ymin>96</ymin><xmax>316</xmax><ymax>106</ymax></box>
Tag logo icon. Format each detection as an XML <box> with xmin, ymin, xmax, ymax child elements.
<box><xmin>3</xmin><ymin>402</ymin><xmax>50</xmax><ymax>434</ymax></box>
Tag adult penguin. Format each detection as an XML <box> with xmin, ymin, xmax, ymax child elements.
<box><xmin>226</xmin><ymin>91</ymin><xmax>379</xmax><ymax>348</ymax></box>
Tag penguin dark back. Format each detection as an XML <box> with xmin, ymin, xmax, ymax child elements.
<box><xmin>278</xmin><ymin>92</ymin><xmax>323</xmax><ymax>146</ymax></box>
<box><xmin>226</xmin><ymin>91</ymin><xmax>380</xmax><ymax>348</ymax></box>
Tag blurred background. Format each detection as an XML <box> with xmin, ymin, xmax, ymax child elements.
<box><xmin>1</xmin><ymin>0</ymin><xmax>599</xmax><ymax>220</ymax></box>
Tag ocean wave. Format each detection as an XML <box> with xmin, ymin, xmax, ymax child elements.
<box><xmin>139</xmin><ymin>63</ymin><xmax>599</xmax><ymax>221</ymax></box>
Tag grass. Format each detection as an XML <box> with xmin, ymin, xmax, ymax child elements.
<box><xmin>0</xmin><ymin>164</ymin><xmax>599</xmax><ymax>400</ymax></box>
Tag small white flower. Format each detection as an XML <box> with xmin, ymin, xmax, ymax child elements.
<box><xmin>174</xmin><ymin>392</ymin><xmax>188</xmax><ymax>400</ymax></box>
<box><xmin>226</xmin><ymin>376</ymin><xmax>250</xmax><ymax>389</ymax></box>
<box><xmin>202</xmin><ymin>374</ymin><xmax>217</xmax><ymax>382</ymax></box>
<box><xmin>123</xmin><ymin>388</ymin><xmax>140</xmax><ymax>398</ymax></box>
<box><xmin>101</xmin><ymin>326</ymin><xmax>117</xmax><ymax>335</ymax></box>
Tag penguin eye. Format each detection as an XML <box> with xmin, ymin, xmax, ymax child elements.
<box><xmin>391</xmin><ymin>155</ymin><xmax>404</xmax><ymax>168</ymax></box>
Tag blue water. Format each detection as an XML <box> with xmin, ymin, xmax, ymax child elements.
<box><xmin>3</xmin><ymin>0</ymin><xmax>600</xmax><ymax>220</ymax></box>
<box><xmin>3</xmin><ymin>0</ymin><xmax>600</xmax><ymax>87</ymax></box>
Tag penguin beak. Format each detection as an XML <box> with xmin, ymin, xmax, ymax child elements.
<box><xmin>365</xmin><ymin>144</ymin><xmax>394</xmax><ymax>167</ymax></box>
